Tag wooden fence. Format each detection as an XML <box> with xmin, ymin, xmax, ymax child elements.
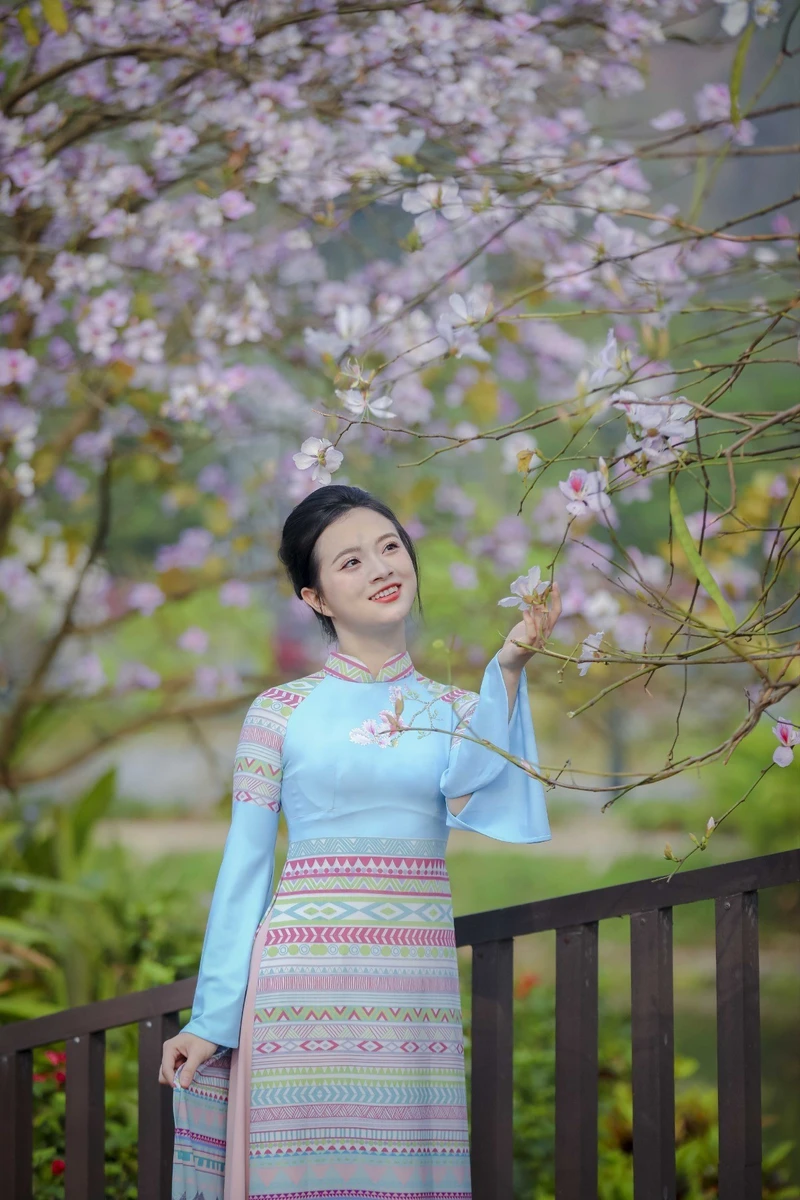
<box><xmin>1</xmin><ymin>848</ymin><xmax>797</xmax><ymax>1200</ymax></box>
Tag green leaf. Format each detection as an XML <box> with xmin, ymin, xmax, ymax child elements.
<box><xmin>72</xmin><ymin>768</ymin><xmax>117</xmax><ymax>859</ymax></box>
<box><xmin>729</xmin><ymin>22</ymin><xmax>754</xmax><ymax>125</ymax></box>
<box><xmin>0</xmin><ymin>915</ymin><xmax>55</xmax><ymax>947</ymax></box>
<box><xmin>687</xmin><ymin>154</ymin><xmax>707</xmax><ymax>224</ymax></box>
<box><xmin>17</xmin><ymin>6</ymin><xmax>40</xmax><ymax>45</ymax></box>
<box><xmin>0</xmin><ymin>872</ymin><xmax>94</xmax><ymax>902</ymax></box>
<box><xmin>0</xmin><ymin>993</ymin><xmax>59</xmax><ymax>1019</ymax></box>
<box><xmin>42</xmin><ymin>0</ymin><xmax>69</xmax><ymax>35</ymax></box>
<box><xmin>669</xmin><ymin>481</ymin><xmax>738</xmax><ymax>632</ymax></box>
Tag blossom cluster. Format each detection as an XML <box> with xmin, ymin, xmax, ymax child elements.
<box><xmin>0</xmin><ymin>0</ymin><xmax>796</xmax><ymax>795</ymax></box>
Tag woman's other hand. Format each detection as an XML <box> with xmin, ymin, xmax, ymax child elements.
<box><xmin>159</xmin><ymin>1031</ymin><xmax>218</xmax><ymax>1090</ymax></box>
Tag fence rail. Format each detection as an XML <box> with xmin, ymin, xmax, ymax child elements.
<box><xmin>1</xmin><ymin>848</ymin><xmax>798</xmax><ymax>1200</ymax></box>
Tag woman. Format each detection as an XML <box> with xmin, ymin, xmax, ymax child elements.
<box><xmin>161</xmin><ymin>484</ymin><xmax>560</xmax><ymax>1200</ymax></box>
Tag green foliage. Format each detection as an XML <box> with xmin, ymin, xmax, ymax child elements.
<box><xmin>625</xmin><ymin>721</ymin><xmax>800</xmax><ymax>858</ymax></box>
<box><xmin>1</xmin><ymin>779</ymin><xmax>208</xmax><ymax>1195</ymax></box>
<box><xmin>31</xmin><ymin>1035</ymin><xmax>140</xmax><ymax>1200</ymax></box>
<box><xmin>0</xmin><ymin>773</ymin><xmax>206</xmax><ymax>1015</ymax></box>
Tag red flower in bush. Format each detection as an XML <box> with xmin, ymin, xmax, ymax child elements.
<box><xmin>45</xmin><ymin>1050</ymin><xmax>67</xmax><ymax>1067</ymax></box>
<box><xmin>51</xmin><ymin>1159</ymin><xmax>65</xmax><ymax>1177</ymax></box>
<box><xmin>514</xmin><ymin>971</ymin><xmax>541</xmax><ymax>1001</ymax></box>
<box><xmin>54</xmin><ymin>1070</ymin><xmax>67</xmax><ymax>1085</ymax></box>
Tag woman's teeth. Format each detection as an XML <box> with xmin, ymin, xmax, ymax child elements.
<box><xmin>371</xmin><ymin>585</ymin><xmax>400</xmax><ymax>602</ymax></box>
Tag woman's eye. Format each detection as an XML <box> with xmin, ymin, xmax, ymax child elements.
<box><xmin>342</xmin><ymin>542</ymin><xmax>398</xmax><ymax>569</ymax></box>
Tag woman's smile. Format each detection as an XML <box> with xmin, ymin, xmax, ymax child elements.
<box><xmin>370</xmin><ymin>583</ymin><xmax>402</xmax><ymax>603</ymax></box>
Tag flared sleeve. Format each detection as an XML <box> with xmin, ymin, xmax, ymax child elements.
<box><xmin>439</xmin><ymin>651</ymin><xmax>551</xmax><ymax>844</ymax></box>
<box><xmin>181</xmin><ymin>693</ymin><xmax>285</xmax><ymax>1049</ymax></box>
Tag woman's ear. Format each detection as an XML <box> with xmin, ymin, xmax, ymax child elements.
<box><xmin>300</xmin><ymin>586</ymin><xmax>327</xmax><ymax>617</ymax></box>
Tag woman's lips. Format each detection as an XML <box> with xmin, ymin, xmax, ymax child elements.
<box><xmin>370</xmin><ymin>584</ymin><xmax>401</xmax><ymax>603</ymax></box>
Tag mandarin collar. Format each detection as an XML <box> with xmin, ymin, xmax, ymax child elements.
<box><xmin>322</xmin><ymin>648</ymin><xmax>415</xmax><ymax>684</ymax></box>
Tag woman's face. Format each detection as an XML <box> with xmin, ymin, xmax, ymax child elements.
<box><xmin>300</xmin><ymin>507</ymin><xmax>418</xmax><ymax>637</ymax></box>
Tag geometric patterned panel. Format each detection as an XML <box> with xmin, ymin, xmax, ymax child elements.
<box><xmin>233</xmin><ymin>672</ymin><xmax>325</xmax><ymax>810</ymax></box>
<box><xmin>246</xmin><ymin>835</ymin><xmax>472</xmax><ymax>1199</ymax></box>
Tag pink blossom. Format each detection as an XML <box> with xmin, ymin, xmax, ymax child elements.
<box><xmin>450</xmin><ymin>563</ymin><xmax>479</xmax><ymax>590</ymax></box>
<box><xmin>218</xmin><ymin>190</ymin><xmax>255</xmax><ymax>220</ymax></box>
<box><xmin>577</xmin><ymin>631</ymin><xmax>605</xmax><ymax>676</ymax></box>
<box><xmin>115</xmin><ymin>662</ymin><xmax>161</xmax><ymax>692</ymax></box>
<box><xmin>768</xmin><ymin>474</ymin><xmax>789</xmax><ymax>500</ymax></box>
<box><xmin>219</xmin><ymin>580</ymin><xmax>252</xmax><ymax>608</ymax></box>
<box><xmin>0</xmin><ymin>273</ymin><xmax>21</xmax><ymax>302</ymax></box>
<box><xmin>558</xmin><ymin>468</ymin><xmax>612</xmax><ymax>518</ymax></box>
<box><xmin>685</xmin><ymin>510</ymin><xmax>723</xmax><ymax>542</ymax></box>
<box><xmin>121</xmin><ymin>318</ymin><xmax>165</xmax><ymax>363</ymax></box>
<box><xmin>772</xmin><ymin>719</ymin><xmax>799</xmax><ymax>767</ymax></box>
<box><xmin>498</xmin><ymin>566</ymin><xmax>550</xmax><ymax>611</ymax></box>
<box><xmin>218</xmin><ymin>18</ymin><xmax>255</xmax><ymax>47</ymax></box>
<box><xmin>695</xmin><ymin>83</ymin><xmax>756</xmax><ymax>145</ymax></box>
<box><xmin>357</xmin><ymin>104</ymin><xmax>402</xmax><ymax>133</ymax></box>
<box><xmin>152</xmin><ymin>124</ymin><xmax>198</xmax><ymax>160</ymax></box>
<box><xmin>156</xmin><ymin>528</ymin><xmax>214</xmax><ymax>571</ymax></box>
<box><xmin>127</xmin><ymin>582</ymin><xmax>165</xmax><ymax>616</ymax></box>
<box><xmin>650</xmin><ymin>109</ymin><xmax>686</xmax><ymax>131</ymax></box>
<box><xmin>614</xmin><ymin>612</ymin><xmax>650</xmax><ymax>653</ymax></box>
<box><xmin>0</xmin><ymin>556</ymin><xmax>40</xmax><ymax>611</ymax></box>
<box><xmin>292</xmin><ymin>437</ymin><xmax>344</xmax><ymax>486</ymax></box>
<box><xmin>60</xmin><ymin>653</ymin><xmax>107</xmax><ymax>698</ymax></box>
<box><xmin>72</xmin><ymin>430</ymin><xmax>113</xmax><ymax>469</ymax></box>
<box><xmin>0</xmin><ymin>348</ymin><xmax>37</xmax><ymax>386</ymax></box>
<box><xmin>178</xmin><ymin>626</ymin><xmax>209</xmax><ymax>654</ymax></box>
<box><xmin>54</xmin><ymin>467</ymin><xmax>89</xmax><ymax>502</ymax></box>
<box><xmin>401</xmin><ymin>176</ymin><xmax>464</xmax><ymax>236</ymax></box>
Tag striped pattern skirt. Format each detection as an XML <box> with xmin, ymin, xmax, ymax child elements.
<box><xmin>173</xmin><ymin>836</ymin><xmax>472</xmax><ymax>1200</ymax></box>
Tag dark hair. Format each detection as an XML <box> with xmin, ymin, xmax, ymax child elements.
<box><xmin>278</xmin><ymin>485</ymin><xmax>423</xmax><ymax>643</ymax></box>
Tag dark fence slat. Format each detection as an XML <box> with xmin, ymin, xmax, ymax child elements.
<box><xmin>630</xmin><ymin>907</ymin><xmax>676</xmax><ymax>1200</ymax></box>
<box><xmin>65</xmin><ymin>1031</ymin><xmax>106</xmax><ymax>1200</ymax></box>
<box><xmin>138</xmin><ymin>1012</ymin><xmax>179</xmax><ymax>1200</ymax></box>
<box><xmin>0</xmin><ymin>1049</ymin><xmax>33</xmax><ymax>1200</ymax></box>
<box><xmin>470</xmin><ymin>938</ymin><xmax>514</xmax><ymax>1200</ymax></box>
<box><xmin>716</xmin><ymin>890</ymin><xmax>761</xmax><ymax>1199</ymax></box>
<box><xmin>555</xmin><ymin>922</ymin><xmax>598</xmax><ymax>1200</ymax></box>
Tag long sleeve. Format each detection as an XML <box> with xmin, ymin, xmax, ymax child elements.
<box><xmin>181</xmin><ymin>694</ymin><xmax>285</xmax><ymax>1049</ymax></box>
<box><xmin>439</xmin><ymin>651</ymin><xmax>551</xmax><ymax>844</ymax></box>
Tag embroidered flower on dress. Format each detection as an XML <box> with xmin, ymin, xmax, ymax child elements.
<box><xmin>349</xmin><ymin>684</ymin><xmax>413</xmax><ymax>746</ymax></box>
<box><xmin>349</xmin><ymin>717</ymin><xmax>395</xmax><ymax>747</ymax></box>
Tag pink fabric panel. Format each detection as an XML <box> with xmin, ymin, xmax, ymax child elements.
<box><xmin>223</xmin><ymin>907</ymin><xmax>276</xmax><ymax>1200</ymax></box>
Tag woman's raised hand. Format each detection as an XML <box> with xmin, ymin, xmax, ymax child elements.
<box><xmin>159</xmin><ymin>1031</ymin><xmax>218</xmax><ymax>1090</ymax></box>
<box><xmin>497</xmin><ymin>581</ymin><xmax>562</xmax><ymax>672</ymax></box>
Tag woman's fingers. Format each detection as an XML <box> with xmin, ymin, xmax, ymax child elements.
<box><xmin>160</xmin><ymin>1033</ymin><xmax>217</xmax><ymax>1090</ymax></box>
<box><xmin>159</xmin><ymin>1039</ymin><xmax>183</xmax><ymax>1088</ymax></box>
<box><xmin>179</xmin><ymin>1046</ymin><xmax>208</xmax><ymax>1091</ymax></box>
